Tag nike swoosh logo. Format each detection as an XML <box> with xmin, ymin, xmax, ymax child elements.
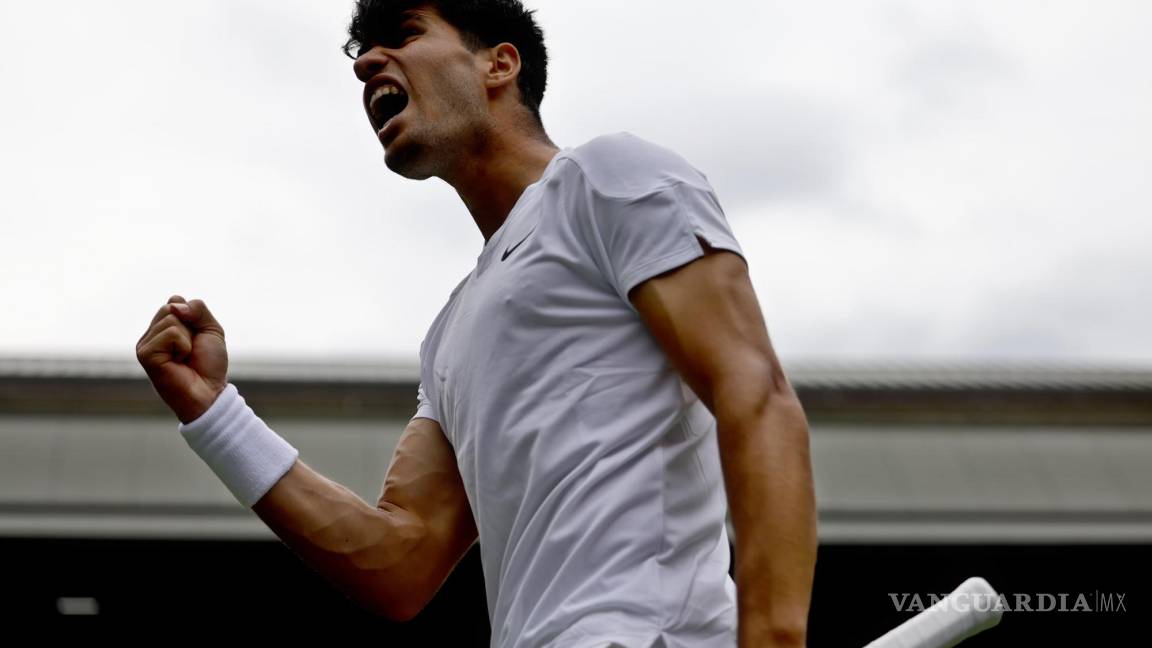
<box><xmin>501</xmin><ymin>227</ymin><xmax>536</xmax><ymax>262</ymax></box>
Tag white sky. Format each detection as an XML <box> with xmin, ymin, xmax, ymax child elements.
<box><xmin>2</xmin><ymin>0</ymin><xmax>1149</xmax><ymax>365</ymax></box>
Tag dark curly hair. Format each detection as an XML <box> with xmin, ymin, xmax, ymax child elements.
<box><xmin>343</xmin><ymin>0</ymin><xmax>549</xmax><ymax>127</ymax></box>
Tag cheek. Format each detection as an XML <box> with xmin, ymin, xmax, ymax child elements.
<box><xmin>436</xmin><ymin>76</ymin><xmax>487</xmax><ymax>115</ymax></box>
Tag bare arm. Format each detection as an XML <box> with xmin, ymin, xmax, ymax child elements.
<box><xmin>136</xmin><ymin>296</ymin><xmax>476</xmax><ymax>621</ymax></box>
<box><xmin>252</xmin><ymin>416</ymin><xmax>477</xmax><ymax>621</ymax></box>
<box><xmin>630</xmin><ymin>246</ymin><xmax>817</xmax><ymax>647</ymax></box>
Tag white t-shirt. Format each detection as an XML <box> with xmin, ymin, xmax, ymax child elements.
<box><xmin>414</xmin><ymin>132</ymin><xmax>744</xmax><ymax>648</ymax></box>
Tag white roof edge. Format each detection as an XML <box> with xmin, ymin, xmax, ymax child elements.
<box><xmin>0</xmin><ymin>353</ymin><xmax>421</xmax><ymax>382</ymax></box>
<box><xmin>1</xmin><ymin>354</ymin><xmax>1151</xmax><ymax>390</ymax></box>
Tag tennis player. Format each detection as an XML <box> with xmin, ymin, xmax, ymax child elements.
<box><xmin>135</xmin><ymin>1</ymin><xmax>816</xmax><ymax>646</ymax></box>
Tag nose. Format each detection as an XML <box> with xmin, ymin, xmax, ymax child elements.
<box><xmin>353</xmin><ymin>46</ymin><xmax>389</xmax><ymax>83</ymax></box>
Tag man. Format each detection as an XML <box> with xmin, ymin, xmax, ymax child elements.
<box><xmin>135</xmin><ymin>1</ymin><xmax>816</xmax><ymax>646</ymax></box>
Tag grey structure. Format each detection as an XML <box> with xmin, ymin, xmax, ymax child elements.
<box><xmin>1</xmin><ymin>355</ymin><xmax>1149</xmax><ymax>543</ymax></box>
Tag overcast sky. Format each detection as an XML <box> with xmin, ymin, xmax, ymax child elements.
<box><xmin>2</xmin><ymin>0</ymin><xmax>1149</xmax><ymax>366</ymax></box>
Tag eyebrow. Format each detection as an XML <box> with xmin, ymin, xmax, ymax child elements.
<box><xmin>398</xmin><ymin>10</ymin><xmax>427</xmax><ymax>25</ymax></box>
<box><xmin>355</xmin><ymin>11</ymin><xmax>425</xmax><ymax>55</ymax></box>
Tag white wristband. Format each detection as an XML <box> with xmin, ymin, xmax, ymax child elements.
<box><xmin>178</xmin><ymin>383</ymin><xmax>299</xmax><ymax>508</ymax></box>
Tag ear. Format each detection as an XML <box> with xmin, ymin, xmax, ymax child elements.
<box><xmin>483</xmin><ymin>42</ymin><xmax>522</xmax><ymax>92</ymax></box>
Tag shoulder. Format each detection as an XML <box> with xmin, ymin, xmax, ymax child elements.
<box><xmin>557</xmin><ymin>132</ymin><xmax>711</xmax><ymax>199</ymax></box>
<box><xmin>421</xmin><ymin>274</ymin><xmax>471</xmax><ymax>352</ymax></box>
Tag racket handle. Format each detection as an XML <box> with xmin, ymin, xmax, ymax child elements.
<box><xmin>865</xmin><ymin>576</ymin><xmax>1004</xmax><ymax>648</ymax></box>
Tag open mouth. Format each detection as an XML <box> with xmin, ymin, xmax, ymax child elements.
<box><xmin>369</xmin><ymin>84</ymin><xmax>409</xmax><ymax>130</ymax></box>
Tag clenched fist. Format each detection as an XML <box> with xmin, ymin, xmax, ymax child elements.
<box><xmin>136</xmin><ymin>295</ymin><xmax>229</xmax><ymax>424</ymax></box>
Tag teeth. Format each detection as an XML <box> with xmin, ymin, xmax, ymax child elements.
<box><xmin>369</xmin><ymin>84</ymin><xmax>406</xmax><ymax>113</ymax></box>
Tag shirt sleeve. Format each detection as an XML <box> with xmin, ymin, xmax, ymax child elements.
<box><xmin>412</xmin><ymin>334</ymin><xmax>440</xmax><ymax>423</ymax></box>
<box><xmin>412</xmin><ymin>381</ymin><xmax>439</xmax><ymax>423</ymax></box>
<box><xmin>577</xmin><ymin>176</ymin><xmax>746</xmax><ymax>308</ymax></box>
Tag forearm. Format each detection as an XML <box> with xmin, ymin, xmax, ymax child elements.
<box><xmin>178</xmin><ymin>383</ymin><xmax>428</xmax><ymax>619</ymax></box>
<box><xmin>252</xmin><ymin>460</ymin><xmax>428</xmax><ymax>620</ymax></box>
<box><xmin>716</xmin><ymin>386</ymin><xmax>817</xmax><ymax>647</ymax></box>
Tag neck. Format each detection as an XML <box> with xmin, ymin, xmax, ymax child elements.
<box><xmin>442</xmin><ymin>128</ymin><xmax>561</xmax><ymax>243</ymax></box>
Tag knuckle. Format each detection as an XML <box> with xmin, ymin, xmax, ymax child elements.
<box><xmin>136</xmin><ymin>342</ymin><xmax>160</xmax><ymax>364</ymax></box>
<box><xmin>148</xmin><ymin>328</ymin><xmax>171</xmax><ymax>346</ymax></box>
<box><xmin>163</xmin><ymin>323</ymin><xmax>189</xmax><ymax>340</ymax></box>
<box><xmin>157</xmin><ymin>314</ymin><xmax>186</xmax><ymax>333</ymax></box>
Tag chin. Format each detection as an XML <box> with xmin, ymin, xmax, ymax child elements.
<box><xmin>384</xmin><ymin>142</ymin><xmax>436</xmax><ymax>180</ymax></box>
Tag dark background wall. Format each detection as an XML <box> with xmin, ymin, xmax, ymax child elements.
<box><xmin>1</xmin><ymin>539</ymin><xmax>1143</xmax><ymax>645</ymax></box>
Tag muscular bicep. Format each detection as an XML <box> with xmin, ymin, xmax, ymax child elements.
<box><xmin>377</xmin><ymin>416</ymin><xmax>477</xmax><ymax>587</ymax></box>
<box><xmin>629</xmin><ymin>245</ymin><xmax>790</xmax><ymax>412</ymax></box>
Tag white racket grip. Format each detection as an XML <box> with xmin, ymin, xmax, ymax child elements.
<box><xmin>865</xmin><ymin>577</ymin><xmax>1004</xmax><ymax>648</ymax></box>
<box><xmin>178</xmin><ymin>383</ymin><xmax>299</xmax><ymax>508</ymax></box>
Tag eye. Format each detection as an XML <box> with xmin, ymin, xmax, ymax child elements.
<box><xmin>397</xmin><ymin>27</ymin><xmax>419</xmax><ymax>44</ymax></box>
<box><xmin>379</xmin><ymin>26</ymin><xmax>418</xmax><ymax>48</ymax></box>
<box><xmin>354</xmin><ymin>23</ymin><xmax>419</xmax><ymax>57</ymax></box>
